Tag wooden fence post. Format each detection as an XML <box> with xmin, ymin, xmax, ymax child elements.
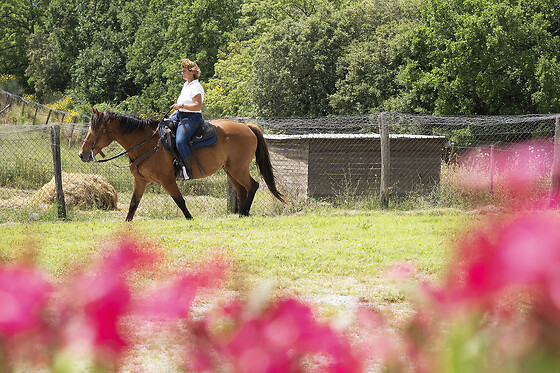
<box><xmin>68</xmin><ymin>116</ymin><xmax>77</xmax><ymax>146</ymax></box>
<box><xmin>50</xmin><ymin>124</ymin><xmax>67</xmax><ymax>219</ymax></box>
<box><xmin>33</xmin><ymin>105</ymin><xmax>39</xmax><ymax>125</ymax></box>
<box><xmin>45</xmin><ymin>108</ymin><xmax>52</xmax><ymax>125</ymax></box>
<box><xmin>226</xmin><ymin>178</ymin><xmax>239</xmax><ymax>214</ymax></box>
<box><xmin>550</xmin><ymin>115</ymin><xmax>560</xmax><ymax>207</ymax></box>
<box><xmin>379</xmin><ymin>113</ymin><xmax>390</xmax><ymax>208</ymax></box>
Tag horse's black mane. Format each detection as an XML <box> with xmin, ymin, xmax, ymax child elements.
<box><xmin>106</xmin><ymin>112</ymin><xmax>159</xmax><ymax>134</ymax></box>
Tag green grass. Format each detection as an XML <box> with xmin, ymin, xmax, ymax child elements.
<box><xmin>0</xmin><ymin>210</ymin><xmax>472</xmax><ymax>302</ymax></box>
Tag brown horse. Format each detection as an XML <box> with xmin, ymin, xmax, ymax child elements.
<box><xmin>79</xmin><ymin>108</ymin><xmax>285</xmax><ymax>221</ymax></box>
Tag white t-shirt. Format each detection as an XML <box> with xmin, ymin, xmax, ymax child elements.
<box><xmin>176</xmin><ymin>79</ymin><xmax>204</xmax><ymax>113</ymax></box>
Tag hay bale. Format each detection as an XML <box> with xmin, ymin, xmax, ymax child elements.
<box><xmin>33</xmin><ymin>173</ymin><xmax>118</xmax><ymax>210</ymax></box>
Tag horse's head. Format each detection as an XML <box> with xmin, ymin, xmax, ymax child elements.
<box><xmin>79</xmin><ymin>107</ymin><xmax>114</xmax><ymax>162</ymax></box>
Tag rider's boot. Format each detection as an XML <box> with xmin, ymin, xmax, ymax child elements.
<box><xmin>181</xmin><ymin>155</ymin><xmax>193</xmax><ymax>180</ymax></box>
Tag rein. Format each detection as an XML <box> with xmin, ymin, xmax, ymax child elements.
<box><xmin>93</xmin><ymin>126</ymin><xmax>160</xmax><ymax>164</ymax></box>
<box><xmin>85</xmin><ymin>109</ymin><xmax>172</xmax><ymax>165</ymax></box>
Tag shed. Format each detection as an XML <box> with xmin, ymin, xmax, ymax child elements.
<box><xmin>264</xmin><ymin>133</ymin><xmax>449</xmax><ymax>200</ymax></box>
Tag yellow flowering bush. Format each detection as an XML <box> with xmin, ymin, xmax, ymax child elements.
<box><xmin>0</xmin><ymin>74</ymin><xmax>16</xmax><ymax>83</ymax></box>
<box><xmin>51</xmin><ymin>95</ymin><xmax>73</xmax><ymax>111</ymax></box>
<box><xmin>51</xmin><ymin>95</ymin><xmax>81</xmax><ymax>123</ymax></box>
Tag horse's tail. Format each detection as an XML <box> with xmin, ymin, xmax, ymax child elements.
<box><xmin>248</xmin><ymin>124</ymin><xmax>286</xmax><ymax>204</ymax></box>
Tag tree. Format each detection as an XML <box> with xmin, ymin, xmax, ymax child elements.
<box><xmin>204</xmin><ymin>39</ymin><xmax>256</xmax><ymax>118</ymax></box>
<box><xmin>0</xmin><ymin>0</ymin><xmax>48</xmax><ymax>93</ymax></box>
<box><xmin>329</xmin><ymin>0</ymin><xmax>421</xmax><ymax>114</ymax></box>
<box><xmin>26</xmin><ymin>28</ymin><xmax>69</xmax><ymax>100</ymax></box>
<box><xmin>401</xmin><ymin>0</ymin><xmax>560</xmax><ymax>115</ymax></box>
<box><xmin>120</xmin><ymin>0</ymin><xmax>240</xmax><ymax>113</ymax></box>
<box><xmin>26</xmin><ymin>0</ymin><xmax>141</xmax><ymax>103</ymax></box>
<box><xmin>251</xmin><ymin>10</ymin><xmax>346</xmax><ymax>117</ymax></box>
<box><xmin>204</xmin><ymin>0</ymin><xmax>347</xmax><ymax>118</ymax></box>
<box><xmin>534</xmin><ymin>56</ymin><xmax>560</xmax><ymax>113</ymax></box>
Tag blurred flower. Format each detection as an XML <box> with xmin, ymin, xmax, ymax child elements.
<box><xmin>0</xmin><ymin>265</ymin><xmax>51</xmax><ymax>337</ymax></box>
<box><xmin>429</xmin><ymin>212</ymin><xmax>560</xmax><ymax>313</ymax></box>
<box><xmin>62</xmin><ymin>235</ymin><xmax>162</xmax><ymax>363</ymax></box>
<box><xmin>220</xmin><ymin>297</ymin><xmax>361</xmax><ymax>373</ymax></box>
<box><xmin>137</xmin><ymin>255</ymin><xmax>228</xmax><ymax>319</ymax></box>
<box><xmin>387</xmin><ymin>261</ymin><xmax>417</xmax><ymax>281</ymax></box>
<box><xmin>454</xmin><ymin>141</ymin><xmax>554</xmax><ymax>207</ymax></box>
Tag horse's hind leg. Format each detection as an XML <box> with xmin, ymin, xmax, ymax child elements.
<box><xmin>162</xmin><ymin>180</ymin><xmax>193</xmax><ymax>220</ymax></box>
<box><xmin>172</xmin><ymin>195</ymin><xmax>193</xmax><ymax>220</ymax></box>
<box><xmin>226</xmin><ymin>173</ymin><xmax>247</xmax><ymax>213</ymax></box>
<box><xmin>226</xmin><ymin>170</ymin><xmax>259</xmax><ymax>216</ymax></box>
<box><xmin>242</xmin><ymin>178</ymin><xmax>259</xmax><ymax>216</ymax></box>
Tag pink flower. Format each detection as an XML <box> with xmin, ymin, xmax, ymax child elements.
<box><xmin>0</xmin><ymin>265</ymin><xmax>52</xmax><ymax>336</ymax></box>
<box><xmin>387</xmin><ymin>261</ymin><xmax>417</xmax><ymax>280</ymax></box>
<box><xmin>223</xmin><ymin>297</ymin><xmax>361</xmax><ymax>373</ymax></box>
<box><xmin>63</xmin><ymin>235</ymin><xmax>161</xmax><ymax>360</ymax></box>
<box><xmin>137</xmin><ymin>256</ymin><xmax>228</xmax><ymax>319</ymax></box>
<box><xmin>456</xmin><ymin>141</ymin><xmax>554</xmax><ymax>207</ymax></box>
<box><xmin>428</xmin><ymin>211</ymin><xmax>560</xmax><ymax>316</ymax></box>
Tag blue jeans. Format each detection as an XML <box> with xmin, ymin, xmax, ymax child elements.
<box><xmin>170</xmin><ymin>112</ymin><xmax>203</xmax><ymax>159</ymax></box>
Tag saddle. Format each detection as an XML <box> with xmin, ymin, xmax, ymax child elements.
<box><xmin>159</xmin><ymin>119</ymin><xmax>217</xmax><ymax>180</ymax></box>
<box><xmin>160</xmin><ymin>119</ymin><xmax>216</xmax><ymax>151</ymax></box>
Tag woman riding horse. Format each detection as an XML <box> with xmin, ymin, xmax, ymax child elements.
<box><xmin>169</xmin><ymin>58</ymin><xmax>206</xmax><ymax>180</ymax></box>
<box><xmin>79</xmin><ymin>108</ymin><xmax>285</xmax><ymax>221</ymax></box>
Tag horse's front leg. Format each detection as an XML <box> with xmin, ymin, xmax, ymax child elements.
<box><xmin>162</xmin><ymin>180</ymin><xmax>193</xmax><ymax>220</ymax></box>
<box><xmin>126</xmin><ymin>177</ymin><xmax>150</xmax><ymax>222</ymax></box>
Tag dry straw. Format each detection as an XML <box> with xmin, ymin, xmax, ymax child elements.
<box><xmin>33</xmin><ymin>173</ymin><xmax>118</xmax><ymax>210</ymax></box>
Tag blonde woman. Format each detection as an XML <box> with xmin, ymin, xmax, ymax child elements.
<box><xmin>169</xmin><ymin>58</ymin><xmax>205</xmax><ymax>178</ymax></box>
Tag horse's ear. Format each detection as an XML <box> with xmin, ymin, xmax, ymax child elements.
<box><xmin>92</xmin><ymin>106</ymin><xmax>100</xmax><ymax>115</ymax></box>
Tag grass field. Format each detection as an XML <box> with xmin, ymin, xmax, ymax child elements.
<box><xmin>0</xmin><ymin>209</ymin><xmax>473</xmax><ymax>311</ymax></box>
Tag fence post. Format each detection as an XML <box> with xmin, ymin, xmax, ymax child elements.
<box><xmin>68</xmin><ymin>116</ymin><xmax>77</xmax><ymax>146</ymax></box>
<box><xmin>50</xmin><ymin>124</ymin><xmax>67</xmax><ymax>219</ymax></box>
<box><xmin>379</xmin><ymin>113</ymin><xmax>390</xmax><ymax>208</ymax></box>
<box><xmin>226</xmin><ymin>178</ymin><xmax>239</xmax><ymax>214</ymax></box>
<box><xmin>45</xmin><ymin>109</ymin><xmax>52</xmax><ymax>125</ymax></box>
<box><xmin>33</xmin><ymin>105</ymin><xmax>39</xmax><ymax>125</ymax></box>
<box><xmin>550</xmin><ymin>115</ymin><xmax>560</xmax><ymax>207</ymax></box>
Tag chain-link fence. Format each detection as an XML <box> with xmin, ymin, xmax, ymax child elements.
<box><xmin>2</xmin><ymin>90</ymin><xmax>559</xmax><ymax>222</ymax></box>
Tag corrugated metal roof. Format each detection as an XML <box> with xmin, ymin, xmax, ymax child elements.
<box><xmin>264</xmin><ymin>133</ymin><xmax>448</xmax><ymax>140</ymax></box>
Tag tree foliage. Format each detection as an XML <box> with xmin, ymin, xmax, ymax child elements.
<box><xmin>120</xmin><ymin>0</ymin><xmax>240</xmax><ymax>113</ymax></box>
<box><xmin>251</xmin><ymin>11</ymin><xmax>345</xmax><ymax>117</ymax></box>
<box><xmin>0</xmin><ymin>0</ymin><xmax>48</xmax><ymax>93</ymax></box>
<box><xmin>329</xmin><ymin>0</ymin><xmax>421</xmax><ymax>114</ymax></box>
<box><xmin>4</xmin><ymin>0</ymin><xmax>560</xmax><ymax>116</ymax></box>
<box><xmin>401</xmin><ymin>0</ymin><xmax>560</xmax><ymax>115</ymax></box>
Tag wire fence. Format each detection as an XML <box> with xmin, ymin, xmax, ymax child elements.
<box><xmin>1</xmin><ymin>90</ymin><xmax>559</xmax><ymax>222</ymax></box>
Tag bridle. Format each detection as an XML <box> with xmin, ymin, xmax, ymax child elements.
<box><xmin>82</xmin><ymin>122</ymin><xmax>113</xmax><ymax>159</ymax></box>
<box><xmin>82</xmin><ymin>111</ymin><xmax>168</xmax><ymax>164</ymax></box>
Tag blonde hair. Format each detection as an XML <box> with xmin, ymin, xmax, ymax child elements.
<box><xmin>181</xmin><ymin>59</ymin><xmax>201</xmax><ymax>80</ymax></box>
